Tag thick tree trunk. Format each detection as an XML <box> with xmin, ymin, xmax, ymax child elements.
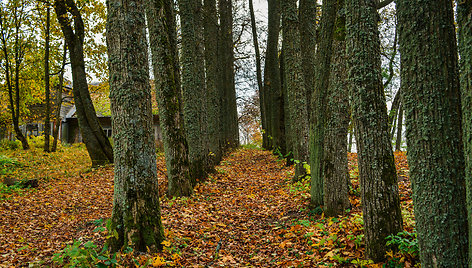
<box><xmin>204</xmin><ymin>0</ymin><xmax>223</xmax><ymax>164</ymax></box>
<box><xmin>281</xmin><ymin>0</ymin><xmax>309</xmax><ymax>180</ymax></box>
<box><xmin>322</xmin><ymin>0</ymin><xmax>350</xmax><ymax>216</ymax></box>
<box><xmin>309</xmin><ymin>0</ymin><xmax>337</xmax><ymax>208</ymax></box>
<box><xmin>396</xmin><ymin>0</ymin><xmax>468</xmax><ymax>265</ymax></box>
<box><xmin>263</xmin><ymin>0</ymin><xmax>284</xmax><ymax>153</ymax></box>
<box><xmin>345</xmin><ymin>0</ymin><xmax>403</xmax><ymax>261</ymax></box>
<box><xmin>457</xmin><ymin>0</ymin><xmax>472</xmax><ymax>263</ymax></box>
<box><xmin>54</xmin><ymin>0</ymin><xmax>113</xmax><ymax>166</ymax></box>
<box><xmin>218</xmin><ymin>0</ymin><xmax>239</xmax><ymax>149</ymax></box>
<box><xmin>44</xmin><ymin>5</ymin><xmax>51</xmax><ymax>152</ymax></box>
<box><xmin>106</xmin><ymin>0</ymin><xmax>164</xmax><ymax>252</ymax></box>
<box><xmin>299</xmin><ymin>0</ymin><xmax>316</xmax><ymax>120</ymax></box>
<box><xmin>180</xmin><ymin>0</ymin><xmax>209</xmax><ymax>181</ymax></box>
<box><xmin>146</xmin><ymin>0</ymin><xmax>193</xmax><ymax>197</ymax></box>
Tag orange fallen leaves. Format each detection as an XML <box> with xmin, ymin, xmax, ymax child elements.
<box><xmin>0</xmin><ymin>147</ymin><xmax>416</xmax><ymax>267</ymax></box>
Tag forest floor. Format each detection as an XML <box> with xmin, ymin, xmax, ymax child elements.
<box><xmin>0</xmin><ymin>144</ymin><xmax>417</xmax><ymax>267</ymax></box>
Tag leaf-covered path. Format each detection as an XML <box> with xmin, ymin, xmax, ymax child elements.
<box><xmin>0</xmin><ymin>147</ymin><xmax>414</xmax><ymax>267</ymax></box>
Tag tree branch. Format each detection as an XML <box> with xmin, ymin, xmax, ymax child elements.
<box><xmin>377</xmin><ymin>0</ymin><xmax>394</xmax><ymax>9</ymax></box>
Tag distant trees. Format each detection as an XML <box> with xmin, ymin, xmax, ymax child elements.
<box><xmin>0</xmin><ymin>0</ymin><xmax>32</xmax><ymax>150</ymax></box>
<box><xmin>106</xmin><ymin>0</ymin><xmax>164</xmax><ymax>251</ymax></box>
<box><xmin>397</xmin><ymin>0</ymin><xmax>468</xmax><ymax>265</ymax></box>
<box><xmin>54</xmin><ymin>0</ymin><xmax>113</xmax><ymax>166</ymax></box>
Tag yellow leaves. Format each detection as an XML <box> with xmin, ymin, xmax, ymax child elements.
<box><xmin>152</xmin><ymin>256</ymin><xmax>165</xmax><ymax>267</ymax></box>
<box><xmin>161</xmin><ymin>240</ymin><xmax>171</xmax><ymax>247</ymax></box>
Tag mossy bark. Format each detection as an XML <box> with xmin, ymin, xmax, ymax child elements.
<box><xmin>179</xmin><ymin>0</ymin><xmax>209</xmax><ymax>180</ymax></box>
<box><xmin>299</xmin><ymin>0</ymin><xmax>316</xmax><ymax>120</ymax></box>
<box><xmin>218</xmin><ymin>0</ymin><xmax>239</xmax><ymax>149</ymax></box>
<box><xmin>204</xmin><ymin>0</ymin><xmax>223</xmax><ymax>165</ymax></box>
<box><xmin>321</xmin><ymin>0</ymin><xmax>350</xmax><ymax>217</ymax></box>
<box><xmin>345</xmin><ymin>0</ymin><xmax>403</xmax><ymax>261</ymax></box>
<box><xmin>263</xmin><ymin>0</ymin><xmax>285</xmax><ymax>154</ymax></box>
<box><xmin>146</xmin><ymin>0</ymin><xmax>193</xmax><ymax>197</ymax></box>
<box><xmin>457</xmin><ymin>0</ymin><xmax>472</xmax><ymax>264</ymax></box>
<box><xmin>281</xmin><ymin>0</ymin><xmax>309</xmax><ymax>180</ymax></box>
<box><xmin>106</xmin><ymin>0</ymin><xmax>164</xmax><ymax>252</ymax></box>
<box><xmin>55</xmin><ymin>0</ymin><xmax>113</xmax><ymax>167</ymax></box>
<box><xmin>397</xmin><ymin>0</ymin><xmax>468</xmax><ymax>266</ymax></box>
<box><xmin>309</xmin><ymin>0</ymin><xmax>337</xmax><ymax>208</ymax></box>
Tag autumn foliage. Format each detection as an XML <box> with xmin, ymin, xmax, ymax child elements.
<box><xmin>0</xmin><ymin>146</ymin><xmax>417</xmax><ymax>267</ymax></box>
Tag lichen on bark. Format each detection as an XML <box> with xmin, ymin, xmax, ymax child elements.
<box><xmin>106</xmin><ymin>0</ymin><xmax>164</xmax><ymax>251</ymax></box>
<box><xmin>345</xmin><ymin>0</ymin><xmax>403</xmax><ymax>261</ymax></box>
<box><xmin>397</xmin><ymin>0</ymin><xmax>468</xmax><ymax>266</ymax></box>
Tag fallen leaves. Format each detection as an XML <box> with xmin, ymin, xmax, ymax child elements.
<box><xmin>0</xmin><ymin>147</ymin><xmax>416</xmax><ymax>267</ymax></box>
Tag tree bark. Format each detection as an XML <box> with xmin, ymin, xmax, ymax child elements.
<box><xmin>146</xmin><ymin>0</ymin><xmax>193</xmax><ymax>197</ymax></box>
<box><xmin>263</xmin><ymin>0</ymin><xmax>285</xmax><ymax>153</ymax></box>
<box><xmin>281</xmin><ymin>0</ymin><xmax>309</xmax><ymax>180</ymax></box>
<box><xmin>180</xmin><ymin>0</ymin><xmax>209</xmax><ymax>181</ymax></box>
<box><xmin>54</xmin><ymin>0</ymin><xmax>113</xmax><ymax>166</ymax></box>
<box><xmin>44</xmin><ymin>5</ymin><xmax>51</xmax><ymax>152</ymax></box>
<box><xmin>345</xmin><ymin>0</ymin><xmax>403</xmax><ymax>261</ymax></box>
<box><xmin>321</xmin><ymin>0</ymin><xmax>350</xmax><ymax>216</ymax></box>
<box><xmin>299</xmin><ymin>0</ymin><xmax>316</xmax><ymax>120</ymax></box>
<box><xmin>457</xmin><ymin>0</ymin><xmax>472</xmax><ymax>263</ymax></box>
<box><xmin>309</xmin><ymin>0</ymin><xmax>337</xmax><ymax>207</ymax></box>
<box><xmin>106</xmin><ymin>0</ymin><xmax>165</xmax><ymax>252</ymax></box>
<box><xmin>204</xmin><ymin>0</ymin><xmax>223</xmax><ymax>164</ymax></box>
<box><xmin>397</xmin><ymin>0</ymin><xmax>468</xmax><ymax>265</ymax></box>
<box><xmin>218</xmin><ymin>0</ymin><xmax>239</xmax><ymax>149</ymax></box>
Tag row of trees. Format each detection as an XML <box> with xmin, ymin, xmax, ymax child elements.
<box><xmin>106</xmin><ymin>0</ymin><xmax>240</xmax><ymax>251</ymax></box>
<box><xmin>255</xmin><ymin>0</ymin><xmax>471</xmax><ymax>265</ymax></box>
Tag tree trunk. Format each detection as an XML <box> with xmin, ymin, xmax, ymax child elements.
<box><xmin>322</xmin><ymin>0</ymin><xmax>350</xmax><ymax>216</ymax></box>
<box><xmin>299</xmin><ymin>0</ymin><xmax>316</xmax><ymax>120</ymax></box>
<box><xmin>457</xmin><ymin>0</ymin><xmax>472</xmax><ymax>263</ymax></box>
<box><xmin>179</xmin><ymin>0</ymin><xmax>209</xmax><ymax>181</ymax></box>
<box><xmin>345</xmin><ymin>0</ymin><xmax>403</xmax><ymax>261</ymax></box>
<box><xmin>146</xmin><ymin>0</ymin><xmax>193</xmax><ymax>197</ymax></box>
<box><xmin>281</xmin><ymin>0</ymin><xmax>309</xmax><ymax>180</ymax></box>
<box><xmin>309</xmin><ymin>0</ymin><xmax>337</xmax><ymax>208</ymax></box>
<box><xmin>54</xmin><ymin>0</ymin><xmax>113</xmax><ymax>167</ymax></box>
<box><xmin>249</xmin><ymin>0</ymin><xmax>264</xmax><ymax>147</ymax></box>
<box><xmin>218</xmin><ymin>0</ymin><xmax>239</xmax><ymax>149</ymax></box>
<box><xmin>44</xmin><ymin>5</ymin><xmax>51</xmax><ymax>152</ymax></box>
<box><xmin>106</xmin><ymin>0</ymin><xmax>164</xmax><ymax>252</ymax></box>
<box><xmin>394</xmin><ymin>103</ymin><xmax>402</xmax><ymax>151</ymax></box>
<box><xmin>263</xmin><ymin>0</ymin><xmax>284</xmax><ymax>153</ymax></box>
<box><xmin>397</xmin><ymin>0</ymin><xmax>468</xmax><ymax>265</ymax></box>
<box><xmin>52</xmin><ymin>43</ymin><xmax>67</xmax><ymax>152</ymax></box>
<box><xmin>204</xmin><ymin>0</ymin><xmax>223</xmax><ymax>164</ymax></box>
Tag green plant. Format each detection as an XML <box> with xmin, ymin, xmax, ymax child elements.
<box><xmin>386</xmin><ymin>230</ymin><xmax>419</xmax><ymax>258</ymax></box>
<box><xmin>0</xmin><ymin>139</ymin><xmax>21</xmax><ymax>150</ymax></box>
<box><xmin>52</xmin><ymin>240</ymin><xmax>118</xmax><ymax>268</ymax></box>
<box><xmin>0</xmin><ymin>155</ymin><xmax>20</xmax><ymax>175</ymax></box>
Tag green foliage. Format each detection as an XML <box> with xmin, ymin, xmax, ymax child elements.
<box><xmin>386</xmin><ymin>231</ymin><xmax>419</xmax><ymax>258</ymax></box>
<box><xmin>0</xmin><ymin>182</ymin><xmax>24</xmax><ymax>200</ymax></box>
<box><xmin>240</xmin><ymin>143</ymin><xmax>261</xmax><ymax>150</ymax></box>
<box><xmin>0</xmin><ymin>140</ymin><xmax>21</xmax><ymax>150</ymax></box>
<box><xmin>0</xmin><ymin>154</ymin><xmax>20</xmax><ymax>175</ymax></box>
<box><xmin>27</xmin><ymin>135</ymin><xmax>61</xmax><ymax>149</ymax></box>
